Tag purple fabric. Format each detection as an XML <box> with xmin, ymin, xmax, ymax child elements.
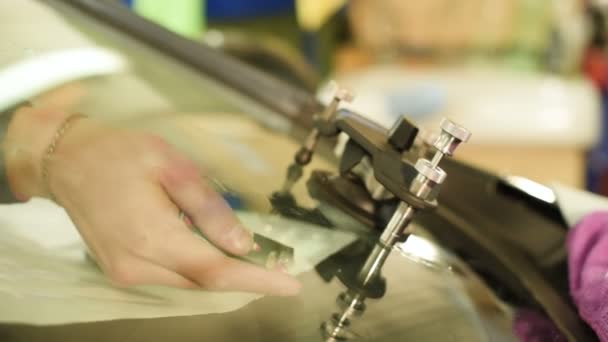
<box><xmin>513</xmin><ymin>309</ymin><xmax>566</xmax><ymax>342</ymax></box>
<box><xmin>568</xmin><ymin>211</ymin><xmax>608</xmax><ymax>341</ymax></box>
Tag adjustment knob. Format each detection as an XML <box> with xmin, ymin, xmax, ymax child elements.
<box><xmin>441</xmin><ymin>118</ymin><xmax>471</xmax><ymax>142</ymax></box>
<box><xmin>433</xmin><ymin>118</ymin><xmax>471</xmax><ymax>156</ymax></box>
<box><xmin>415</xmin><ymin>159</ymin><xmax>446</xmax><ymax>185</ymax></box>
<box><xmin>388</xmin><ymin>116</ymin><xmax>419</xmax><ymax>152</ymax></box>
<box><xmin>327</xmin><ymin>80</ymin><xmax>355</xmax><ymax>103</ymax></box>
<box><xmin>334</xmin><ymin>88</ymin><xmax>355</xmax><ymax>103</ymax></box>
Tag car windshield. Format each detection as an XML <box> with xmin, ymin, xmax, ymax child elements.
<box><xmin>0</xmin><ymin>1</ymin><xmax>562</xmax><ymax>342</ymax></box>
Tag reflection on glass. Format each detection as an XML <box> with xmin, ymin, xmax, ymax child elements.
<box><xmin>0</xmin><ymin>1</ymin><xmax>582</xmax><ymax>340</ymax></box>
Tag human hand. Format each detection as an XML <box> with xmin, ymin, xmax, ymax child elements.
<box><xmin>3</xmin><ymin>107</ymin><xmax>302</xmax><ymax>296</ymax></box>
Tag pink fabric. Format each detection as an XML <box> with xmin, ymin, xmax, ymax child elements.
<box><xmin>513</xmin><ymin>309</ymin><xmax>566</xmax><ymax>342</ymax></box>
<box><xmin>568</xmin><ymin>211</ymin><xmax>608</xmax><ymax>341</ymax></box>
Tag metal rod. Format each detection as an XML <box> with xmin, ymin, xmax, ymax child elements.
<box><xmin>358</xmin><ymin>244</ymin><xmax>392</xmax><ymax>287</ymax></box>
<box><xmin>430</xmin><ymin>152</ymin><xmax>443</xmax><ymax>168</ymax></box>
<box><xmin>379</xmin><ymin>202</ymin><xmax>417</xmax><ymax>247</ymax></box>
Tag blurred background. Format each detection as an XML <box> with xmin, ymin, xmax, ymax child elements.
<box><xmin>119</xmin><ymin>0</ymin><xmax>608</xmax><ymax>194</ymax></box>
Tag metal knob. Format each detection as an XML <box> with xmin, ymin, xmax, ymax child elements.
<box><xmin>327</xmin><ymin>80</ymin><xmax>355</xmax><ymax>104</ymax></box>
<box><xmin>409</xmin><ymin>159</ymin><xmax>446</xmax><ymax>201</ymax></box>
<box><xmin>315</xmin><ymin>82</ymin><xmax>355</xmax><ymax>136</ymax></box>
<box><xmin>433</xmin><ymin>118</ymin><xmax>471</xmax><ymax>156</ymax></box>
<box><xmin>323</xmin><ymin>81</ymin><xmax>354</xmax><ymax>116</ymax></box>
<box><xmin>415</xmin><ymin>159</ymin><xmax>447</xmax><ymax>185</ymax></box>
<box><xmin>334</xmin><ymin>88</ymin><xmax>355</xmax><ymax>103</ymax></box>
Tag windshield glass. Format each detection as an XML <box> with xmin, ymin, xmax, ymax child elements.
<box><xmin>0</xmin><ymin>1</ymin><xmax>564</xmax><ymax>342</ymax></box>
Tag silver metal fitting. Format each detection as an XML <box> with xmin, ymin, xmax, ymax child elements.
<box><xmin>414</xmin><ymin>159</ymin><xmax>447</xmax><ymax>185</ymax></box>
<box><xmin>409</xmin><ymin>159</ymin><xmax>447</xmax><ymax>202</ymax></box>
<box><xmin>321</xmin><ymin>81</ymin><xmax>354</xmax><ymax>121</ymax></box>
<box><xmin>433</xmin><ymin>118</ymin><xmax>471</xmax><ymax>156</ymax></box>
<box><xmin>440</xmin><ymin>118</ymin><xmax>471</xmax><ymax>142</ymax></box>
<box><xmin>334</xmin><ymin>88</ymin><xmax>355</xmax><ymax>103</ymax></box>
<box><xmin>327</xmin><ymin>80</ymin><xmax>355</xmax><ymax>103</ymax></box>
<box><xmin>337</xmin><ymin>292</ymin><xmax>366</xmax><ymax>317</ymax></box>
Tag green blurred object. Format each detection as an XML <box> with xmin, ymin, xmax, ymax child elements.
<box><xmin>134</xmin><ymin>0</ymin><xmax>205</xmax><ymax>39</ymax></box>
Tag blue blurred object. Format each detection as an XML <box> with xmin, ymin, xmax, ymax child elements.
<box><xmin>387</xmin><ymin>83</ymin><xmax>446</xmax><ymax>121</ymax></box>
<box><xmin>207</xmin><ymin>0</ymin><xmax>295</xmax><ymax>20</ymax></box>
<box><xmin>301</xmin><ymin>31</ymin><xmax>320</xmax><ymax>71</ymax></box>
<box><xmin>587</xmin><ymin>92</ymin><xmax>608</xmax><ymax>193</ymax></box>
<box><xmin>223</xmin><ymin>192</ymin><xmax>245</xmax><ymax>210</ymax></box>
<box><xmin>123</xmin><ymin>0</ymin><xmax>295</xmax><ymax>20</ymax></box>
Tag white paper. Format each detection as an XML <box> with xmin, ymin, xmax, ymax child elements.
<box><xmin>0</xmin><ymin>199</ymin><xmax>355</xmax><ymax>325</ymax></box>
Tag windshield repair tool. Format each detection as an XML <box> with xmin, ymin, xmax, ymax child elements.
<box><xmin>320</xmin><ymin>118</ymin><xmax>470</xmax><ymax>341</ymax></box>
<box><xmin>271</xmin><ymin>81</ymin><xmax>470</xmax><ymax>340</ymax></box>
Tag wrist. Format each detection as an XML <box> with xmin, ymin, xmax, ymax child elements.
<box><xmin>3</xmin><ymin>107</ymin><xmax>73</xmax><ymax>200</ymax></box>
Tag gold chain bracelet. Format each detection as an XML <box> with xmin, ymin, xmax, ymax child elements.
<box><xmin>41</xmin><ymin>113</ymin><xmax>86</xmax><ymax>199</ymax></box>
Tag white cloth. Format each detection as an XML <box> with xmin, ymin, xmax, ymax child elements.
<box><xmin>553</xmin><ymin>183</ymin><xmax>608</xmax><ymax>227</ymax></box>
<box><xmin>0</xmin><ymin>198</ymin><xmax>355</xmax><ymax>325</ymax></box>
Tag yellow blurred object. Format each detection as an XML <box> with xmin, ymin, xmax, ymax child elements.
<box><xmin>346</xmin><ymin>0</ymin><xmax>587</xmax><ymax>65</ymax></box>
<box><xmin>349</xmin><ymin>0</ymin><xmax>518</xmax><ymax>53</ymax></box>
<box><xmin>296</xmin><ymin>0</ymin><xmax>347</xmax><ymax>31</ymax></box>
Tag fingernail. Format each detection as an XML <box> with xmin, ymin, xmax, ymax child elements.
<box><xmin>179</xmin><ymin>211</ymin><xmax>193</xmax><ymax>227</ymax></box>
<box><xmin>229</xmin><ymin>225</ymin><xmax>254</xmax><ymax>253</ymax></box>
<box><xmin>183</xmin><ymin>215</ymin><xmax>193</xmax><ymax>228</ymax></box>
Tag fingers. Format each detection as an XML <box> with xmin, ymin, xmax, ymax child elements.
<box><xmin>158</xmin><ymin>228</ymin><xmax>302</xmax><ymax>296</ymax></box>
<box><xmin>159</xmin><ymin>154</ymin><xmax>253</xmax><ymax>256</ymax></box>
<box><xmin>86</xmin><ymin>136</ymin><xmax>301</xmax><ymax>295</ymax></box>
<box><xmin>121</xmin><ymin>203</ymin><xmax>301</xmax><ymax>296</ymax></box>
<box><xmin>194</xmin><ymin>256</ymin><xmax>302</xmax><ymax>296</ymax></box>
<box><xmin>103</xmin><ymin>256</ymin><xmax>198</xmax><ymax>289</ymax></box>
